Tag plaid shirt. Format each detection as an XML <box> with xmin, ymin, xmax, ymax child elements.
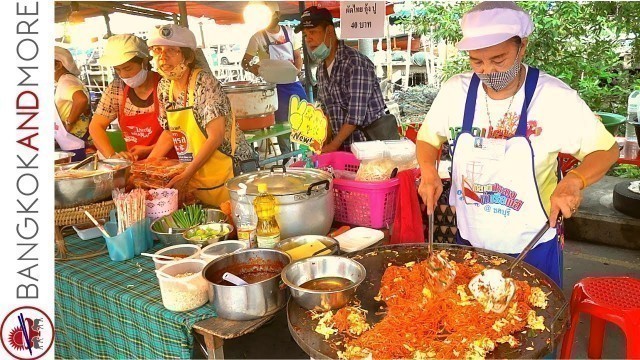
<box><xmin>316</xmin><ymin>42</ymin><xmax>385</xmax><ymax>147</ymax></box>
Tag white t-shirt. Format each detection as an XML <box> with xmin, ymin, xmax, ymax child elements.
<box><xmin>245</xmin><ymin>26</ymin><xmax>301</xmax><ymax>61</ymax></box>
<box><xmin>55</xmin><ymin>74</ymin><xmax>89</xmax><ymax>121</ymax></box>
<box><xmin>417</xmin><ymin>65</ymin><xmax>615</xmax><ymax>211</ymax></box>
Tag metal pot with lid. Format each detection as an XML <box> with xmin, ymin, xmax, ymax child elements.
<box><xmin>226</xmin><ymin>166</ymin><xmax>334</xmax><ymax>239</ymax></box>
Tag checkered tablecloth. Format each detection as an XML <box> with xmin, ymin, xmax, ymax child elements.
<box><xmin>55</xmin><ymin>234</ymin><xmax>216</xmax><ymax>359</ymax></box>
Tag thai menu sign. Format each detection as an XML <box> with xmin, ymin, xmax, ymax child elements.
<box><xmin>340</xmin><ymin>1</ymin><xmax>385</xmax><ymax>39</ymax></box>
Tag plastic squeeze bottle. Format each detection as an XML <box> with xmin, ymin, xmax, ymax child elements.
<box><xmin>234</xmin><ymin>183</ymin><xmax>257</xmax><ymax>248</ymax></box>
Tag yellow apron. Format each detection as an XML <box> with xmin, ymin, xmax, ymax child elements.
<box><xmin>167</xmin><ymin>69</ymin><xmax>237</xmax><ymax>206</ymax></box>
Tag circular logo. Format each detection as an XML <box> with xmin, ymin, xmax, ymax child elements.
<box><xmin>171</xmin><ymin>130</ymin><xmax>189</xmax><ymax>155</ymax></box>
<box><xmin>1</xmin><ymin>306</ymin><xmax>54</xmax><ymax>360</ymax></box>
<box><xmin>160</xmin><ymin>26</ymin><xmax>173</xmax><ymax>39</ymax></box>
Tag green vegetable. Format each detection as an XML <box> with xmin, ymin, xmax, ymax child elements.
<box><xmin>171</xmin><ymin>204</ymin><xmax>205</xmax><ymax>229</ymax></box>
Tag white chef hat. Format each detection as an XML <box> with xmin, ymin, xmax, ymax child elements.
<box><xmin>54</xmin><ymin>46</ymin><xmax>80</xmax><ymax>76</ymax></box>
<box><xmin>456</xmin><ymin>1</ymin><xmax>534</xmax><ymax>51</ymax></box>
<box><xmin>147</xmin><ymin>24</ymin><xmax>197</xmax><ymax>50</ymax></box>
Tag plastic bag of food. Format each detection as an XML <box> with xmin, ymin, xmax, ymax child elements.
<box><xmin>355</xmin><ymin>158</ymin><xmax>397</xmax><ymax>182</ymax></box>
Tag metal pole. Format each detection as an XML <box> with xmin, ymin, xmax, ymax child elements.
<box><xmin>358</xmin><ymin>39</ymin><xmax>374</xmax><ymax>62</ymax></box>
<box><xmin>199</xmin><ymin>21</ymin><xmax>206</xmax><ymax>48</ymax></box>
<box><xmin>103</xmin><ymin>12</ymin><xmax>112</xmax><ymax>38</ymax></box>
<box><xmin>404</xmin><ymin>7</ymin><xmax>413</xmax><ymax>90</ymax></box>
<box><xmin>178</xmin><ymin>1</ymin><xmax>188</xmax><ymax>27</ymax></box>
<box><xmin>299</xmin><ymin>1</ymin><xmax>313</xmax><ymax>102</ymax></box>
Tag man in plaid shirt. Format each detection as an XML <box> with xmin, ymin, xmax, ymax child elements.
<box><xmin>295</xmin><ymin>6</ymin><xmax>386</xmax><ymax>152</ymax></box>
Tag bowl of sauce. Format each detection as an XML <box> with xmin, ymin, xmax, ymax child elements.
<box><xmin>281</xmin><ymin>255</ymin><xmax>366</xmax><ymax>310</ymax></box>
<box><xmin>202</xmin><ymin>248</ymin><xmax>291</xmax><ymax>320</ymax></box>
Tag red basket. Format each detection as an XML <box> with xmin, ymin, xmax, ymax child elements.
<box><xmin>303</xmin><ymin>152</ymin><xmax>401</xmax><ymax>229</ymax></box>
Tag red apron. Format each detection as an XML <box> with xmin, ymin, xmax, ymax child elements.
<box><xmin>119</xmin><ymin>72</ymin><xmax>177</xmax><ymax>159</ymax></box>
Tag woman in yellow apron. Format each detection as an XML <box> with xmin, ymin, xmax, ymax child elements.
<box><xmin>147</xmin><ymin>24</ymin><xmax>256</xmax><ymax>206</ymax></box>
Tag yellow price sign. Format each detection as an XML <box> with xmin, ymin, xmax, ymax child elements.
<box><xmin>288</xmin><ymin>95</ymin><xmax>328</xmax><ymax>154</ymax></box>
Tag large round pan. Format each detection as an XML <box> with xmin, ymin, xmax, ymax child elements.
<box><xmin>287</xmin><ymin>243</ymin><xmax>568</xmax><ymax>359</ymax></box>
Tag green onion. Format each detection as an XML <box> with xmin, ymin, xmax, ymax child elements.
<box><xmin>171</xmin><ymin>204</ymin><xmax>205</xmax><ymax>229</ymax></box>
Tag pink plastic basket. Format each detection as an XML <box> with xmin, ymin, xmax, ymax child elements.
<box><xmin>305</xmin><ymin>152</ymin><xmax>400</xmax><ymax>228</ymax></box>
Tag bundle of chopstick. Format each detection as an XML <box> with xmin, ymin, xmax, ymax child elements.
<box><xmin>112</xmin><ymin>188</ymin><xmax>147</xmax><ymax>234</ymax></box>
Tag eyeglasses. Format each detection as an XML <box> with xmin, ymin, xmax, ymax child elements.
<box><xmin>149</xmin><ymin>46</ymin><xmax>182</xmax><ymax>57</ymax></box>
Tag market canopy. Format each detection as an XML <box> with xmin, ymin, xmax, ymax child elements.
<box><xmin>55</xmin><ymin>1</ymin><xmax>395</xmax><ymax>25</ymax></box>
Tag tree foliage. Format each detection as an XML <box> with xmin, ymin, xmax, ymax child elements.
<box><xmin>397</xmin><ymin>1</ymin><xmax>640</xmax><ymax>115</ymax></box>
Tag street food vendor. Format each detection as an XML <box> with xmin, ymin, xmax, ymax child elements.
<box><xmin>416</xmin><ymin>1</ymin><xmax>619</xmax><ymax>286</ymax></box>
<box><xmin>54</xmin><ymin>46</ymin><xmax>91</xmax><ymax>160</ymax></box>
<box><xmin>295</xmin><ymin>6</ymin><xmax>387</xmax><ymax>152</ymax></box>
<box><xmin>89</xmin><ymin>34</ymin><xmax>173</xmax><ymax>161</ymax></box>
<box><xmin>242</xmin><ymin>1</ymin><xmax>307</xmax><ymax>161</ymax></box>
<box><xmin>147</xmin><ymin>24</ymin><xmax>255</xmax><ymax>206</ymax></box>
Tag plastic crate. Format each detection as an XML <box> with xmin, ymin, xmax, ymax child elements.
<box><xmin>308</xmin><ymin>152</ymin><xmax>400</xmax><ymax>229</ymax></box>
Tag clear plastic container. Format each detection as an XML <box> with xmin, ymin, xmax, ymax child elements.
<box><xmin>156</xmin><ymin>259</ymin><xmax>208</xmax><ymax>312</ymax></box>
<box><xmin>153</xmin><ymin>244</ymin><xmax>201</xmax><ymax>270</ymax></box>
<box><xmin>350</xmin><ymin>140</ymin><xmax>388</xmax><ymax>161</ymax></box>
<box><xmin>626</xmin><ymin>90</ymin><xmax>640</xmax><ymax>142</ymax></box>
<box><xmin>384</xmin><ymin>139</ymin><xmax>416</xmax><ymax>163</ymax></box>
<box><xmin>334</xmin><ymin>227</ymin><xmax>385</xmax><ymax>253</ymax></box>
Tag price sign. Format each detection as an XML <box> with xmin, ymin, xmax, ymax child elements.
<box><xmin>288</xmin><ymin>95</ymin><xmax>328</xmax><ymax>154</ymax></box>
<box><xmin>340</xmin><ymin>1</ymin><xmax>385</xmax><ymax>39</ymax></box>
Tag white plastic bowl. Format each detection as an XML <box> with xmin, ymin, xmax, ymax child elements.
<box><xmin>153</xmin><ymin>244</ymin><xmax>201</xmax><ymax>270</ymax></box>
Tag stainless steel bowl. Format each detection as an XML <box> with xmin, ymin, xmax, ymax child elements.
<box><xmin>151</xmin><ymin>208</ymin><xmax>229</xmax><ymax>246</ymax></box>
<box><xmin>203</xmin><ymin>208</ymin><xmax>229</xmax><ymax>224</ymax></box>
<box><xmin>183</xmin><ymin>223</ymin><xmax>234</xmax><ymax>246</ymax></box>
<box><xmin>274</xmin><ymin>235</ymin><xmax>339</xmax><ymax>262</ymax></box>
<box><xmin>281</xmin><ymin>255</ymin><xmax>366</xmax><ymax>310</ymax></box>
<box><xmin>54</xmin><ymin>151</ymin><xmax>75</xmax><ymax>165</ymax></box>
<box><xmin>150</xmin><ymin>213</ymin><xmax>189</xmax><ymax>246</ymax></box>
<box><xmin>55</xmin><ymin>159</ymin><xmax>131</xmax><ymax>209</ymax></box>
<box><xmin>202</xmin><ymin>248</ymin><xmax>291</xmax><ymax>320</ymax></box>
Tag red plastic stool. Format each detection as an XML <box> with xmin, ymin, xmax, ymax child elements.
<box><xmin>560</xmin><ymin>277</ymin><xmax>640</xmax><ymax>359</ymax></box>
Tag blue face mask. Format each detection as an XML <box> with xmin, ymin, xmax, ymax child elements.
<box><xmin>307</xmin><ymin>29</ymin><xmax>331</xmax><ymax>63</ymax></box>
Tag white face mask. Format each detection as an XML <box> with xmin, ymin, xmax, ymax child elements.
<box><xmin>121</xmin><ymin>68</ymin><xmax>148</xmax><ymax>88</ymax></box>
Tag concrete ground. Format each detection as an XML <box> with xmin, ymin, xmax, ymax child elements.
<box><xmin>198</xmin><ymin>239</ymin><xmax>640</xmax><ymax>359</ymax></box>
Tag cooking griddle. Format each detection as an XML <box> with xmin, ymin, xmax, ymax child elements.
<box><xmin>287</xmin><ymin>243</ymin><xmax>568</xmax><ymax>359</ymax></box>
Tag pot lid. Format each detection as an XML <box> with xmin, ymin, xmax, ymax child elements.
<box><xmin>222</xmin><ymin>81</ymin><xmax>275</xmax><ymax>92</ymax></box>
<box><xmin>226</xmin><ymin>167</ymin><xmax>332</xmax><ymax>196</ymax></box>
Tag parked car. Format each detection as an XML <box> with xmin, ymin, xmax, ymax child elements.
<box><xmin>208</xmin><ymin>44</ymin><xmax>244</xmax><ymax>65</ymax></box>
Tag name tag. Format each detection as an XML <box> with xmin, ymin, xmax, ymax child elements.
<box><xmin>473</xmin><ymin>137</ymin><xmax>506</xmax><ymax>160</ymax></box>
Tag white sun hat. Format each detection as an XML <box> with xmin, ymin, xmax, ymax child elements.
<box><xmin>99</xmin><ymin>34</ymin><xmax>149</xmax><ymax>67</ymax></box>
<box><xmin>456</xmin><ymin>1</ymin><xmax>534</xmax><ymax>51</ymax></box>
<box><xmin>147</xmin><ymin>24</ymin><xmax>197</xmax><ymax>50</ymax></box>
<box><xmin>54</xmin><ymin>46</ymin><xmax>80</xmax><ymax>75</ymax></box>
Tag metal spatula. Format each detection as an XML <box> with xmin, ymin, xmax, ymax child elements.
<box><xmin>468</xmin><ymin>220</ymin><xmax>552</xmax><ymax>313</ymax></box>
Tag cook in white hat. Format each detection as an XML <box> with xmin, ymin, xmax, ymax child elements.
<box><xmin>54</xmin><ymin>46</ymin><xmax>90</xmax><ymax>155</ymax></box>
<box><xmin>416</xmin><ymin>1</ymin><xmax>618</xmax><ymax>286</ymax></box>
<box><xmin>146</xmin><ymin>24</ymin><xmax>257</xmax><ymax>207</ymax></box>
<box><xmin>89</xmin><ymin>34</ymin><xmax>172</xmax><ymax>161</ymax></box>
<box><xmin>242</xmin><ymin>1</ymin><xmax>307</xmax><ymax>163</ymax></box>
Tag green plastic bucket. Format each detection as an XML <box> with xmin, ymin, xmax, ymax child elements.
<box><xmin>595</xmin><ymin>112</ymin><xmax>626</xmax><ymax>136</ymax></box>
